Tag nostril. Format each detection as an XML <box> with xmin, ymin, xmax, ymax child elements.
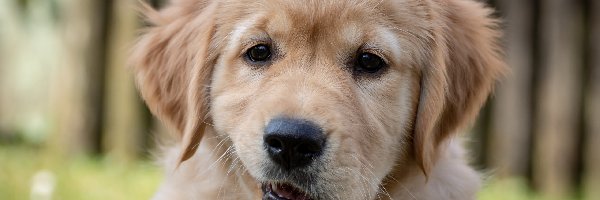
<box><xmin>266</xmin><ymin>136</ymin><xmax>284</xmax><ymax>150</ymax></box>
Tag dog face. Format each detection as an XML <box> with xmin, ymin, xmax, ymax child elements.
<box><xmin>210</xmin><ymin>1</ymin><xmax>422</xmax><ymax>199</ymax></box>
<box><xmin>132</xmin><ymin>0</ymin><xmax>505</xmax><ymax>199</ymax></box>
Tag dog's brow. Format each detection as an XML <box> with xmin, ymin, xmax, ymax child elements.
<box><xmin>370</xmin><ymin>27</ymin><xmax>404</xmax><ymax>63</ymax></box>
<box><xmin>340</xmin><ymin>22</ymin><xmax>363</xmax><ymax>45</ymax></box>
<box><xmin>228</xmin><ymin>16</ymin><xmax>262</xmax><ymax>51</ymax></box>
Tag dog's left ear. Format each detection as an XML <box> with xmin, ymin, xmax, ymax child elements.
<box><xmin>413</xmin><ymin>0</ymin><xmax>507</xmax><ymax>175</ymax></box>
<box><xmin>131</xmin><ymin>0</ymin><xmax>218</xmax><ymax>163</ymax></box>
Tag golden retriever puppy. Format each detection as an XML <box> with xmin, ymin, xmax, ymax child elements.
<box><xmin>131</xmin><ymin>0</ymin><xmax>506</xmax><ymax>199</ymax></box>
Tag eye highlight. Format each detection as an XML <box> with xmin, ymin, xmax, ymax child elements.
<box><xmin>246</xmin><ymin>44</ymin><xmax>272</xmax><ymax>62</ymax></box>
<box><xmin>355</xmin><ymin>52</ymin><xmax>386</xmax><ymax>74</ymax></box>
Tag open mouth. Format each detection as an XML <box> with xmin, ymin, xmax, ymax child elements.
<box><xmin>262</xmin><ymin>183</ymin><xmax>312</xmax><ymax>200</ymax></box>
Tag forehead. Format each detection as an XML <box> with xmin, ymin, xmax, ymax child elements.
<box><xmin>218</xmin><ymin>0</ymin><xmax>431</xmax><ymax>36</ymax></box>
<box><xmin>216</xmin><ymin>0</ymin><xmax>432</xmax><ymax>65</ymax></box>
<box><xmin>265</xmin><ymin>0</ymin><xmax>380</xmax><ymax>31</ymax></box>
<box><xmin>266</xmin><ymin>2</ymin><xmax>377</xmax><ymax>47</ymax></box>
<box><xmin>223</xmin><ymin>0</ymin><xmax>400</xmax><ymax>33</ymax></box>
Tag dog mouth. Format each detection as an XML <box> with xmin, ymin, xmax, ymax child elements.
<box><xmin>262</xmin><ymin>183</ymin><xmax>313</xmax><ymax>200</ymax></box>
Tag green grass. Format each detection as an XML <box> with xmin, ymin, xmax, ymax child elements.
<box><xmin>0</xmin><ymin>145</ymin><xmax>162</xmax><ymax>200</ymax></box>
<box><xmin>479</xmin><ymin>178</ymin><xmax>537</xmax><ymax>200</ymax></box>
<box><xmin>478</xmin><ymin>178</ymin><xmax>581</xmax><ymax>200</ymax></box>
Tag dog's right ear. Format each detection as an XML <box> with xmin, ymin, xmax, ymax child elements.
<box><xmin>131</xmin><ymin>0</ymin><xmax>218</xmax><ymax>162</ymax></box>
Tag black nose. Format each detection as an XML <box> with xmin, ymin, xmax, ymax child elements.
<box><xmin>264</xmin><ymin>117</ymin><xmax>326</xmax><ymax>170</ymax></box>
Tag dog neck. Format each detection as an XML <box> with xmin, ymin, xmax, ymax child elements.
<box><xmin>382</xmin><ymin>139</ymin><xmax>481</xmax><ymax>200</ymax></box>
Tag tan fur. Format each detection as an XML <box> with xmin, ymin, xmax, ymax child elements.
<box><xmin>131</xmin><ymin>0</ymin><xmax>506</xmax><ymax>199</ymax></box>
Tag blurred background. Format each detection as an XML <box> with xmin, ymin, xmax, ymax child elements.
<box><xmin>0</xmin><ymin>0</ymin><xmax>598</xmax><ymax>199</ymax></box>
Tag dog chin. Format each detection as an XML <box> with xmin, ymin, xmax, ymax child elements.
<box><xmin>256</xmin><ymin>171</ymin><xmax>318</xmax><ymax>200</ymax></box>
<box><xmin>258</xmin><ymin>177</ymin><xmax>364</xmax><ymax>200</ymax></box>
<box><xmin>261</xmin><ymin>182</ymin><xmax>313</xmax><ymax>200</ymax></box>
<box><xmin>254</xmin><ymin>164</ymin><xmax>328</xmax><ymax>200</ymax></box>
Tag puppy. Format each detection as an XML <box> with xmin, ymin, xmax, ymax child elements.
<box><xmin>131</xmin><ymin>0</ymin><xmax>506</xmax><ymax>199</ymax></box>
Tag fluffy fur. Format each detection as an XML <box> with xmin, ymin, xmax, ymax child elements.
<box><xmin>131</xmin><ymin>0</ymin><xmax>506</xmax><ymax>199</ymax></box>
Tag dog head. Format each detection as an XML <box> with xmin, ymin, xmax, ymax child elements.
<box><xmin>132</xmin><ymin>0</ymin><xmax>505</xmax><ymax>199</ymax></box>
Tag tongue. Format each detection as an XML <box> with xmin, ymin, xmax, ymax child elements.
<box><xmin>272</xmin><ymin>184</ymin><xmax>309</xmax><ymax>200</ymax></box>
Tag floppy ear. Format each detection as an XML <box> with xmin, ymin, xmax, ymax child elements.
<box><xmin>131</xmin><ymin>0</ymin><xmax>218</xmax><ymax>162</ymax></box>
<box><xmin>413</xmin><ymin>0</ymin><xmax>506</xmax><ymax>175</ymax></box>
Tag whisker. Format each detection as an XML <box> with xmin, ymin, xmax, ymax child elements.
<box><xmin>217</xmin><ymin>149</ymin><xmax>241</xmax><ymax>199</ymax></box>
<box><xmin>201</xmin><ymin>146</ymin><xmax>234</xmax><ymax>174</ymax></box>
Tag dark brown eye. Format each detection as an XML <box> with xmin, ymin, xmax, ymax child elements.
<box><xmin>355</xmin><ymin>53</ymin><xmax>386</xmax><ymax>73</ymax></box>
<box><xmin>246</xmin><ymin>44</ymin><xmax>271</xmax><ymax>62</ymax></box>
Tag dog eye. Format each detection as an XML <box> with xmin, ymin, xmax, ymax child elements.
<box><xmin>246</xmin><ymin>44</ymin><xmax>271</xmax><ymax>62</ymax></box>
<box><xmin>355</xmin><ymin>53</ymin><xmax>386</xmax><ymax>73</ymax></box>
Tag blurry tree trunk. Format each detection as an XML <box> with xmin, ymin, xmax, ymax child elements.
<box><xmin>488</xmin><ymin>0</ymin><xmax>533</xmax><ymax>178</ymax></box>
<box><xmin>0</xmin><ymin>6</ymin><xmax>7</xmax><ymax>134</ymax></box>
<box><xmin>83</xmin><ymin>0</ymin><xmax>112</xmax><ymax>155</ymax></box>
<box><xmin>533</xmin><ymin>0</ymin><xmax>583</xmax><ymax>198</ymax></box>
<box><xmin>583</xmin><ymin>0</ymin><xmax>600</xmax><ymax>199</ymax></box>
<box><xmin>102</xmin><ymin>0</ymin><xmax>145</xmax><ymax>163</ymax></box>
<box><xmin>48</xmin><ymin>0</ymin><xmax>110</xmax><ymax>157</ymax></box>
<box><xmin>0</xmin><ymin>2</ymin><xmax>16</xmax><ymax>135</ymax></box>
